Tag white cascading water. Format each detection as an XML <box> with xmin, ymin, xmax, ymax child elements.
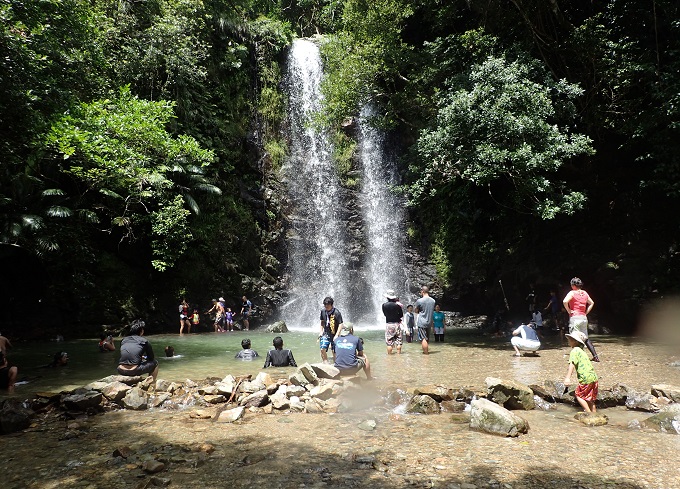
<box><xmin>281</xmin><ymin>39</ymin><xmax>351</xmax><ymax>328</ymax></box>
<box><xmin>357</xmin><ymin>105</ymin><xmax>408</xmax><ymax>322</ymax></box>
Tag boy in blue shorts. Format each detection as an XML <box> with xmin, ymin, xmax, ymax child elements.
<box><xmin>319</xmin><ymin>296</ymin><xmax>344</xmax><ymax>364</ymax></box>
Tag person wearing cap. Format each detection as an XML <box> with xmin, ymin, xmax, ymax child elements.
<box><xmin>564</xmin><ymin>330</ymin><xmax>599</xmax><ymax>413</ymax></box>
<box><xmin>319</xmin><ymin>296</ymin><xmax>344</xmax><ymax>363</ymax></box>
<box><xmin>382</xmin><ymin>290</ymin><xmax>404</xmax><ymax>354</ymax></box>
<box><xmin>334</xmin><ymin>325</ymin><xmax>372</xmax><ymax>379</ymax></box>
<box><xmin>563</xmin><ymin>277</ymin><xmax>600</xmax><ymax>362</ymax></box>
<box><xmin>117</xmin><ymin>320</ymin><xmax>159</xmax><ymax>381</ymax></box>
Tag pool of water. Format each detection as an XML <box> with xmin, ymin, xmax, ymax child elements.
<box><xmin>2</xmin><ymin>327</ymin><xmax>679</xmax><ymax>400</ymax></box>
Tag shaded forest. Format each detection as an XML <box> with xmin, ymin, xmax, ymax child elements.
<box><xmin>1</xmin><ymin>0</ymin><xmax>678</xmax><ymax>335</ymax></box>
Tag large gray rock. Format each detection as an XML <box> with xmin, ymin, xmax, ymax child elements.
<box><xmin>297</xmin><ymin>363</ymin><xmax>320</xmax><ymax>386</ymax></box>
<box><xmin>643</xmin><ymin>405</ymin><xmax>680</xmax><ymax>434</ymax></box>
<box><xmin>309</xmin><ymin>384</ymin><xmax>334</xmax><ymax>401</ymax></box>
<box><xmin>288</xmin><ymin>372</ymin><xmax>310</xmax><ymax>387</ymax></box>
<box><xmin>625</xmin><ymin>391</ymin><xmax>660</xmax><ymax>412</ymax></box>
<box><xmin>216</xmin><ymin>406</ymin><xmax>245</xmax><ymax>423</ymax></box>
<box><xmin>286</xmin><ymin>385</ymin><xmax>306</xmax><ymax>398</ymax></box>
<box><xmin>241</xmin><ymin>390</ymin><xmax>269</xmax><ymax>408</ymax></box>
<box><xmin>63</xmin><ymin>390</ymin><xmax>103</xmax><ymax>410</ymax></box>
<box><xmin>0</xmin><ymin>400</ymin><xmax>34</xmax><ymax>434</ymax></box>
<box><xmin>155</xmin><ymin>379</ymin><xmax>173</xmax><ymax>392</ymax></box>
<box><xmin>413</xmin><ymin>385</ymin><xmax>454</xmax><ymax>402</ymax></box>
<box><xmin>469</xmin><ymin>398</ymin><xmax>529</xmax><ymax>437</ymax></box>
<box><xmin>101</xmin><ymin>381</ymin><xmax>132</xmax><ymax>402</ymax></box>
<box><xmin>98</xmin><ymin>375</ymin><xmax>144</xmax><ymax>386</ymax></box>
<box><xmin>265</xmin><ymin>321</ymin><xmax>288</xmax><ymax>333</ymax></box>
<box><xmin>270</xmin><ymin>391</ymin><xmax>290</xmax><ymax>410</ymax></box>
<box><xmin>83</xmin><ymin>381</ymin><xmax>109</xmax><ymax>391</ymax></box>
<box><xmin>539</xmin><ymin>380</ymin><xmax>576</xmax><ymax>404</ymax></box>
<box><xmin>485</xmin><ymin>377</ymin><xmax>535</xmax><ymax>410</ymax></box>
<box><xmin>406</xmin><ymin>395</ymin><xmax>441</xmax><ymax>414</ymax></box>
<box><xmin>121</xmin><ymin>387</ymin><xmax>148</xmax><ymax>410</ymax></box>
<box><xmin>311</xmin><ymin>363</ymin><xmax>341</xmax><ymax>379</ymax></box>
<box><xmin>240</xmin><ymin>380</ymin><xmax>266</xmax><ymax>394</ymax></box>
<box><xmin>651</xmin><ymin>384</ymin><xmax>680</xmax><ymax>403</ymax></box>
<box><xmin>215</xmin><ymin>381</ymin><xmax>234</xmax><ymax>396</ymax></box>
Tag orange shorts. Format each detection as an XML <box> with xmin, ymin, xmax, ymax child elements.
<box><xmin>576</xmin><ymin>381</ymin><xmax>599</xmax><ymax>402</ymax></box>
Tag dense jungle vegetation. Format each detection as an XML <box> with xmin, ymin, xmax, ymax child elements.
<box><xmin>1</xmin><ymin>0</ymin><xmax>678</xmax><ymax>333</ymax></box>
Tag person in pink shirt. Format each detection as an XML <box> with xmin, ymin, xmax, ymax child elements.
<box><xmin>563</xmin><ymin>277</ymin><xmax>600</xmax><ymax>362</ymax></box>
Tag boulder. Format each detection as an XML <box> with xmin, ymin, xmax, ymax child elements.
<box><xmin>0</xmin><ymin>399</ymin><xmax>34</xmax><ymax>434</ymax></box>
<box><xmin>642</xmin><ymin>405</ymin><xmax>680</xmax><ymax>434</ymax></box>
<box><xmin>485</xmin><ymin>377</ymin><xmax>535</xmax><ymax>410</ymax></box>
<box><xmin>241</xmin><ymin>390</ymin><xmax>269</xmax><ymax>408</ymax></box>
<box><xmin>310</xmin><ymin>384</ymin><xmax>334</xmax><ymax>401</ymax></box>
<box><xmin>140</xmin><ymin>376</ymin><xmax>155</xmax><ymax>391</ymax></box>
<box><xmin>297</xmin><ymin>363</ymin><xmax>320</xmax><ymax>386</ymax></box>
<box><xmin>289</xmin><ymin>396</ymin><xmax>305</xmax><ymax>412</ymax></box>
<box><xmin>286</xmin><ymin>385</ymin><xmax>306</xmax><ymax>398</ymax></box>
<box><xmin>651</xmin><ymin>384</ymin><xmax>680</xmax><ymax>403</ymax></box>
<box><xmin>265</xmin><ymin>321</ymin><xmax>288</xmax><ymax>333</ymax></box>
<box><xmin>575</xmin><ymin>412</ymin><xmax>609</xmax><ymax>426</ymax></box>
<box><xmin>215</xmin><ymin>382</ymin><xmax>234</xmax><ymax>396</ymax></box>
<box><xmin>240</xmin><ymin>380</ymin><xmax>266</xmax><ymax>394</ymax></box>
<box><xmin>413</xmin><ymin>385</ymin><xmax>454</xmax><ymax>402</ymax></box>
<box><xmin>533</xmin><ymin>395</ymin><xmax>556</xmax><ymax>411</ymax></box>
<box><xmin>625</xmin><ymin>391</ymin><xmax>660</xmax><ymax>412</ymax></box>
<box><xmin>255</xmin><ymin>372</ymin><xmax>274</xmax><ymax>387</ymax></box>
<box><xmin>121</xmin><ymin>387</ymin><xmax>148</xmax><ymax>410</ymax></box>
<box><xmin>469</xmin><ymin>398</ymin><xmax>529</xmax><ymax>437</ymax></box>
<box><xmin>98</xmin><ymin>375</ymin><xmax>143</xmax><ymax>386</ymax></box>
<box><xmin>151</xmin><ymin>393</ymin><xmax>171</xmax><ymax>408</ymax></box>
<box><xmin>440</xmin><ymin>400</ymin><xmax>467</xmax><ymax>413</ymax></box>
<box><xmin>304</xmin><ymin>398</ymin><xmax>324</xmax><ymax>413</ymax></box>
<box><xmin>270</xmin><ymin>392</ymin><xmax>290</xmax><ymax>410</ymax></box>
<box><xmin>596</xmin><ymin>388</ymin><xmax>622</xmax><ymax>408</ymax></box>
<box><xmin>204</xmin><ymin>395</ymin><xmax>226</xmax><ymax>404</ymax></box>
<box><xmin>541</xmin><ymin>380</ymin><xmax>576</xmax><ymax>404</ymax></box>
<box><xmin>311</xmin><ymin>363</ymin><xmax>341</xmax><ymax>379</ymax></box>
<box><xmin>288</xmin><ymin>372</ymin><xmax>309</xmax><ymax>387</ymax></box>
<box><xmin>63</xmin><ymin>390</ymin><xmax>103</xmax><ymax>411</ymax></box>
<box><xmin>198</xmin><ymin>385</ymin><xmax>218</xmax><ymax>396</ymax></box>
<box><xmin>216</xmin><ymin>406</ymin><xmax>245</xmax><ymax>423</ymax></box>
<box><xmin>406</xmin><ymin>395</ymin><xmax>441</xmax><ymax>414</ymax></box>
<box><xmin>83</xmin><ymin>381</ymin><xmax>109</xmax><ymax>392</ymax></box>
<box><xmin>101</xmin><ymin>381</ymin><xmax>131</xmax><ymax>402</ymax></box>
<box><xmin>610</xmin><ymin>383</ymin><xmax>632</xmax><ymax>404</ymax></box>
<box><xmin>155</xmin><ymin>379</ymin><xmax>173</xmax><ymax>392</ymax></box>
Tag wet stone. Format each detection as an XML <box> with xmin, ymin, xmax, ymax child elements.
<box><xmin>574</xmin><ymin>412</ymin><xmax>609</xmax><ymax>426</ymax></box>
<box><xmin>413</xmin><ymin>385</ymin><xmax>454</xmax><ymax>402</ymax></box>
<box><xmin>101</xmin><ymin>381</ymin><xmax>132</xmax><ymax>402</ymax></box>
<box><xmin>122</xmin><ymin>387</ymin><xmax>148</xmax><ymax>411</ymax></box>
<box><xmin>407</xmin><ymin>394</ymin><xmax>441</xmax><ymax>414</ymax></box>
<box><xmin>469</xmin><ymin>398</ymin><xmax>529</xmax><ymax>437</ymax></box>
<box><xmin>63</xmin><ymin>390</ymin><xmax>103</xmax><ymax>411</ymax></box>
<box><xmin>485</xmin><ymin>377</ymin><xmax>535</xmax><ymax>410</ymax></box>
<box><xmin>651</xmin><ymin>384</ymin><xmax>680</xmax><ymax>403</ymax></box>
<box><xmin>440</xmin><ymin>400</ymin><xmax>467</xmax><ymax>413</ymax></box>
<box><xmin>142</xmin><ymin>460</ymin><xmax>166</xmax><ymax>474</ymax></box>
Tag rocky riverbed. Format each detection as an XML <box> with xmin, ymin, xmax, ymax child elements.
<box><xmin>2</xmin><ymin>334</ymin><xmax>680</xmax><ymax>489</ymax></box>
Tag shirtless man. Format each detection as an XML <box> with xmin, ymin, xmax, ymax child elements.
<box><xmin>0</xmin><ymin>351</ymin><xmax>18</xmax><ymax>392</ymax></box>
<box><xmin>0</xmin><ymin>332</ymin><xmax>12</xmax><ymax>355</ymax></box>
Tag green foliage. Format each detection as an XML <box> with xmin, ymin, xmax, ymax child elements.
<box><xmin>331</xmin><ymin>130</ymin><xmax>357</xmax><ymax>183</ymax></box>
<box><xmin>413</xmin><ymin>55</ymin><xmax>594</xmax><ymax>219</ymax></box>
<box><xmin>46</xmin><ymin>86</ymin><xmax>215</xmax><ymax>269</ymax></box>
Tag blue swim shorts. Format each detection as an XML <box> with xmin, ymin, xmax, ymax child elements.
<box><xmin>319</xmin><ymin>335</ymin><xmax>335</xmax><ymax>351</ymax></box>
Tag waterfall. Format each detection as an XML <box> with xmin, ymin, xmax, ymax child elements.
<box><xmin>357</xmin><ymin>106</ymin><xmax>408</xmax><ymax>322</ymax></box>
<box><xmin>280</xmin><ymin>39</ymin><xmax>407</xmax><ymax>329</ymax></box>
<box><xmin>281</xmin><ymin>39</ymin><xmax>351</xmax><ymax>328</ymax></box>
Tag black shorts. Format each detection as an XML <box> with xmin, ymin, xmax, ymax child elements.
<box><xmin>417</xmin><ymin>326</ymin><xmax>429</xmax><ymax>342</ymax></box>
<box><xmin>117</xmin><ymin>360</ymin><xmax>158</xmax><ymax>377</ymax></box>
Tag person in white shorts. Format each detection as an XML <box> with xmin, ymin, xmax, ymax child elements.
<box><xmin>511</xmin><ymin>323</ymin><xmax>541</xmax><ymax>356</ymax></box>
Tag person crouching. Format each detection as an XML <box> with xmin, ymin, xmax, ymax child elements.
<box><xmin>117</xmin><ymin>320</ymin><xmax>158</xmax><ymax>381</ymax></box>
<box><xmin>511</xmin><ymin>322</ymin><xmax>541</xmax><ymax>357</ymax></box>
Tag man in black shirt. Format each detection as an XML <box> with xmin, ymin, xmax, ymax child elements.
<box><xmin>263</xmin><ymin>336</ymin><xmax>297</xmax><ymax>368</ymax></box>
<box><xmin>319</xmin><ymin>296</ymin><xmax>344</xmax><ymax>364</ymax></box>
<box><xmin>382</xmin><ymin>290</ymin><xmax>404</xmax><ymax>354</ymax></box>
<box><xmin>117</xmin><ymin>320</ymin><xmax>159</xmax><ymax>381</ymax></box>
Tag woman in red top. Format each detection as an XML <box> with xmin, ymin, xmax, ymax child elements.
<box><xmin>563</xmin><ymin>277</ymin><xmax>600</xmax><ymax>362</ymax></box>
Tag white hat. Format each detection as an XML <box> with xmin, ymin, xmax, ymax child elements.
<box><xmin>565</xmin><ymin>330</ymin><xmax>587</xmax><ymax>346</ymax></box>
<box><xmin>219</xmin><ymin>297</ymin><xmax>225</xmax><ymax>302</ymax></box>
<box><xmin>385</xmin><ymin>290</ymin><xmax>398</xmax><ymax>300</ymax></box>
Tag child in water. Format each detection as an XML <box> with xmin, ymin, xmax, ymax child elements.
<box><xmin>564</xmin><ymin>330</ymin><xmax>599</xmax><ymax>413</ymax></box>
<box><xmin>225</xmin><ymin>308</ymin><xmax>234</xmax><ymax>332</ymax></box>
<box><xmin>190</xmin><ymin>308</ymin><xmax>200</xmax><ymax>330</ymax></box>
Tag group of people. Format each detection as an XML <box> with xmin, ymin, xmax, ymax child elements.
<box><xmin>180</xmin><ymin>296</ymin><xmax>253</xmax><ymax>335</ymax></box>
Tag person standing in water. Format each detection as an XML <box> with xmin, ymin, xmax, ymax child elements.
<box><xmin>179</xmin><ymin>298</ymin><xmax>191</xmax><ymax>335</ymax></box>
<box><xmin>382</xmin><ymin>290</ymin><xmax>404</xmax><ymax>354</ymax></box>
<box><xmin>319</xmin><ymin>296</ymin><xmax>344</xmax><ymax>364</ymax></box>
<box><xmin>563</xmin><ymin>277</ymin><xmax>600</xmax><ymax>362</ymax></box>
<box><xmin>415</xmin><ymin>286</ymin><xmax>436</xmax><ymax>354</ymax></box>
<box><xmin>404</xmin><ymin>305</ymin><xmax>415</xmax><ymax>343</ymax></box>
<box><xmin>240</xmin><ymin>296</ymin><xmax>252</xmax><ymax>331</ymax></box>
<box><xmin>432</xmin><ymin>304</ymin><xmax>445</xmax><ymax>342</ymax></box>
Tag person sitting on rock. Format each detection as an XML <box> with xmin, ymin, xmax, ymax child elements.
<box><xmin>235</xmin><ymin>338</ymin><xmax>258</xmax><ymax>361</ymax></box>
<box><xmin>0</xmin><ymin>351</ymin><xmax>17</xmax><ymax>392</ymax></box>
<box><xmin>334</xmin><ymin>325</ymin><xmax>372</xmax><ymax>380</ymax></box>
<box><xmin>263</xmin><ymin>336</ymin><xmax>297</xmax><ymax>368</ymax></box>
<box><xmin>511</xmin><ymin>322</ymin><xmax>541</xmax><ymax>357</ymax></box>
<box><xmin>117</xmin><ymin>320</ymin><xmax>158</xmax><ymax>381</ymax></box>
